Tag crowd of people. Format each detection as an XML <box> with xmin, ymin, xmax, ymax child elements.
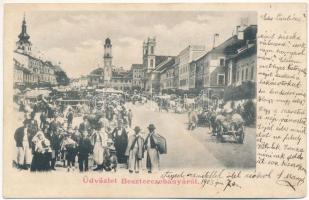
<box><xmin>14</xmin><ymin>93</ymin><xmax>166</xmax><ymax>174</ymax></box>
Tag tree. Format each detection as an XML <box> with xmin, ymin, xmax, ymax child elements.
<box><xmin>55</xmin><ymin>71</ymin><xmax>70</xmax><ymax>86</ymax></box>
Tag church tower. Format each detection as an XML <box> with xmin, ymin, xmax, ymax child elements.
<box><xmin>142</xmin><ymin>37</ymin><xmax>156</xmax><ymax>73</ymax></box>
<box><xmin>16</xmin><ymin>14</ymin><xmax>32</xmax><ymax>55</ymax></box>
<box><xmin>103</xmin><ymin>38</ymin><xmax>113</xmax><ymax>83</ymax></box>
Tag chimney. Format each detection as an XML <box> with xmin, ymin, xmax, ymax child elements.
<box><xmin>237</xmin><ymin>25</ymin><xmax>244</xmax><ymax>40</ymax></box>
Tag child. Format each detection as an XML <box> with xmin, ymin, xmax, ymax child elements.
<box><xmin>61</xmin><ymin>132</ymin><xmax>77</xmax><ymax>172</ymax></box>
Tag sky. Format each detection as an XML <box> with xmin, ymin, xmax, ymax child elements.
<box><xmin>13</xmin><ymin>11</ymin><xmax>256</xmax><ymax>78</ymax></box>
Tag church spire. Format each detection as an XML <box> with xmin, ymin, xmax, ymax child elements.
<box><xmin>16</xmin><ymin>13</ymin><xmax>32</xmax><ymax>54</ymax></box>
<box><xmin>18</xmin><ymin>13</ymin><xmax>30</xmax><ymax>43</ymax></box>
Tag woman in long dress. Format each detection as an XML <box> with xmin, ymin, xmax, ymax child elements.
<box><xmin>91</xmin><ymin>122</ymin><xmax>108</xmax><ymax>171</ymax></box>
<box><xmin>30</xmin><ymin>131</ymin><xmax>52</xmax><ymax>172</ymax></box>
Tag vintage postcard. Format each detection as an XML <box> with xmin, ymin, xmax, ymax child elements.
<box><xmin>2</xmin><ymin>3</ymin><xmax>307</xmax><ymax>198</ymax></box>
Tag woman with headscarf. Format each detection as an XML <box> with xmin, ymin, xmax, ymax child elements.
<box><xmin>30</xmin><ymin>131</ymin><xmax>52</xmax><ymax>172</ymax></box>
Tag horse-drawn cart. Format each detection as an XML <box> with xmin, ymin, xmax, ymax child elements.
<box><xmin>216</xmin><ymin>113</ymin><xmax>245</xmax><ymax>144</ymax></box>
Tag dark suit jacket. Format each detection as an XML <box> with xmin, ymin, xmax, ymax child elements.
<box><xmin>49</xmin><ymin>120</ymin><xmax>58</xmax><ymax>134</ymax></box>
<box><xmin>46</xmin><ymin>132</ymin><xmax>61</xmax><ymax>150</ymax></box>
<box><xmin>78</xmin><ymin>136</ymin><xmax>93</xmax><ymax>156</ymax></box>
<box><xmin>111</xmin><ymin>128</ymin><xmax>127</xmax><ymax>140</ymax></box>
<box><xmin>144</xmin><ymin>133</ymin><xmax>156</xmax><ymax>149</ymax></box>
<box><xmin>14</xmin><ymin>127</ymin><xmax>31</xmax><ymax>147</ymax></box>
<box><xmin>79</xmin><ymin>122</ymin><xmax>90</xmax><ymax>134</ymax></box>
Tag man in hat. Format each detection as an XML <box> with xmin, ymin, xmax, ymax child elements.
<box><xmin>125</xmin><ymin>126</ymin><xmax>144</xmax><ymax>173</ymax></box>
<box><xmin>14</xmin><ymin>120</ymin><xmax>32</xmax><ymax>170</ymax></box>
<box><xmin>79</xmin><ymin>115</ymin><xmax>90</xmax><ymax>135</ymax></box>
<box><xmin>144</xmin><ymin>124</ymin><xmax>160</xmax><ymax>173</ymax></box>
<box><xmin>40</xmin><ymin>111</ymin><xmax>47</xmax><ymax>129</ymax></box>
<box><xmin>45</xmin><ymin>119</ymin><xmax>61</xmax><ymax>170</ymax></box>
<box><xmin>66</xmin><ymin>107</ymin><xmax>74</xmax><ymax>128</ymax></box>
<box><xmin>112</xmin><ymin>122</ymin><xmax>128</xmax><ymax>164</ymax></box>
<box><xmin>49</xmin><ymin>116</ymin><xmax>59</xmax><ymax>136</ymax></box>
<box><xmin>77</xmin><ymin>129</ymin><xmax>93</xmax><ymax>172</ymax></box>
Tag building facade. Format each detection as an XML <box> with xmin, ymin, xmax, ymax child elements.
<box><xmin>88</xmin><ymin>38</ymin><xmax>133</xmax><ymax>91</ymax></box>
<box><xmin>142</xmin><ymin>37</ymin><xmax>175</xmax><ymax>94</ymax></box>
<box><xmin>131</xmin><ymin>64</ymin><xmax>144</xmax><ymax>90</ymax></box>
<box><xmin>177</xmin><ymin>45</ymin><xmax>206</xmax><ymax>91</ymax></box>
<box><xmin>159</xmin><ymin>61</ymin><xmax>175</xmax><ymax>93</ymax></box>
<box><xmin>110</xmin><ymin>70</ymin><xmax>132</xmax><ymax>90</ymax></box>
<box><xmin>200</xmin><ymin>24</ymin><xmax>257</xmax><ymax>100</ymax></box>
<box><xmin>13</xmin><ymin>15</ymin><xmax>63</xmax><ymax>89</ymax></box>
<box><xmin>70</xmin><ymin>76</ymin><xmax>89</xmax><ymax>88</ymax></box>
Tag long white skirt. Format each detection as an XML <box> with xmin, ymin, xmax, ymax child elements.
<box><xmin>17</xmin><ymin>142</ymin><xmax>32</xmax><ymax>165</ymax></box>
<box><xmin>93</xmin><ymin>142</ymin><xmax>104</xmax><ymax>165</ymax></box>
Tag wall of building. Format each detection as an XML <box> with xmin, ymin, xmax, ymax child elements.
<box><xmin>178</xmin><ymin>46</ymin><xmax>205</xmax><ymax>90</ymax></box>
<box><xmin>235</xmin><ymin>53</ymin><xmax>256</xmax><ymax>86</ymax></box>
<box><xmin>203</xmin><ymin>53</ymin><xmax>225</xmax><ymax>88</ymax></box>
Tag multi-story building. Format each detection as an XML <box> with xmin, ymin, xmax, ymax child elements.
<box><xmin>226</xmin><ymin>26</ymin><xmax>257</xmax><ymax>87</ymax></box>
<box><xmin>88</xmin><ymin>38</ymin><xmax>134</xmax><ymax>91</ymax></box>
<box><xmin>173</xmin><ymin>57</ymin><xmax>180</xmax><ymax>91</ymax></box>
<box><xmin>70</xmin><ymin>76</ymin><xmax>89</xmax><ymax>89</ymax></box>
<box><xmin>142</xmin><ymin>37</ymin><xmax>175</xmax><ymax>94</ymax></box>
<box><xmin>88</xmin><ymin>68</ymin><xmax>104</xmax><ymax>87</ymax></box>
<box><xmin>13</xmin><ymin>15</ymin><xmax>63</xmax><ymax>89</ymax></box>
<box><xmin>223</xmin><ymin>26</ymin><xmax>257</xmax><ymax>101</ymax></box>
<box><xmin>195</xmin><ymin>24</ymin><xmax>257</xmax><ymax>101</ymax></box>
<box><xmin>177</xmin><ymin>45</ymin><xmax>206</xmax><ymax>91</ymax></box>
<box><xmin>159</xmin><ymin>60</ymin><xmax>176</xmax><ymax>93</ymax></box>
<box><xmin>131</xmin><ymin>64</ymin><xmax>144</xmax><ymax>90</ymax></box>
<box><xmin>110</xmin><ymin>70</ymin><xmax>132</xmax><ymax>90</ymax></box>
<box><xmin>13</xmin><ymin>58</ymin><xmax>34</xmax><ymax>88</ymax></box>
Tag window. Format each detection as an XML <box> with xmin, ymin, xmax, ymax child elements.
<box><xmin>151</xmin><ymin>46</ymin><xmax>154</xmax><ymax>54</ymax></box>
<box><xmin>251</xmin><ymin>66</ymin><xmax>254</xmax><ymax>80</ymax></box>
<box><xmin>218</xmin><ymin>74</ymin><xmax>225</xmax><ymax>85</ymax></box>
<box><xmin>150</xmin><ymin>59</ymin><xmax>154</xmax><ymax>68</ymax></box>
<box><xmin>245</xmin><ymin>68</ymin><xmax>248</xmax><ymax>80</ymax></box>
<box><xmin>236</xmin><ymin>70</ymin><xmax>239</xmax><ymax>82</ymax></box>
<box><xmin>220</xmin><ymin>58</ymin><xmax>225</xmax><ymax>66</ymax></box>
<box><xmin>241</xmin><ymin>69</ymin><xmax>244</xmax><ymax>81</ymax></box>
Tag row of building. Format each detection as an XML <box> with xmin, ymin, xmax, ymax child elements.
<box><xmin>13</xmin><ymin>16</ymin><xmax>67</xmax><ymax>90</ymax></box>
<box><xmin>72</xmin><ymin>22</ymin><xmax>257</xmax><ymax>102</ymax></box>
<box><xmin>71</xmin><ymin>38</ymin><xmax>134</xmax><ymax>91</ymax></box>
<box><xmin>131</xmin><ymin>23</ymin><xmax>257</xmax><ymax>101</ymax></box>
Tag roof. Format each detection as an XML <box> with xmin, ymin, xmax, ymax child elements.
<box><xmin>112</xmin><ymin>70</ymin><xmax>132</xmax><ymax>79</ymax></box>
<box><xmin>226</xmin><ymin>43</ymin><xmax>257</xmax><ymax>61</ymax></box>
<box><xmin>90</xmin><ymin>67</ymin><xmax>104</xmax><ymax>75</ymax></box>
<box><xmin>197</xmin><ymin>25</ymin><xmax>257</xmax><ymax>60</ymax></box>
<box><xmin>155</xmin><ymin>57</ymin><xmax>175</xmax><ymax>73</ymax></box>
<box><xmin>105</xmin><ymin>38</ymin><xmax>111</xmax><ymax>45</ymax></box>
<box><xmin>131</xmin><ymin>64</ymin><xmax>143</xmax><ymax>69</ymax></box>
<box><xmin>194</xmin><ymin>35</ymin><xmax>244</xmax><ymax>62</ymax></box>
<box><xmin>13</xmin><ymin>58</ymin><xmax>31</xmax><ymax>73</ymax></box>
<box><xmin>155</xmin><ymin>55</ymin><xmax>170</xmax><ymax>67</ymax></box>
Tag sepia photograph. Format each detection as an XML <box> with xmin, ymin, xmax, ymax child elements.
<box><xmin>11</xmin><ymin>10</ymin><xmax>257</xmax><ymax>174</ymax></box>
<box><xmin>3</xmin><ymin>3</ymin><xmax>307</xmax><ymax>198</ymax></box>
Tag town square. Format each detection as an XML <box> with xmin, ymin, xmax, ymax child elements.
<box><xmin>12</xmin><ymin>11</ymin><xmax>257</xmax><ymax>173</ymax></box>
